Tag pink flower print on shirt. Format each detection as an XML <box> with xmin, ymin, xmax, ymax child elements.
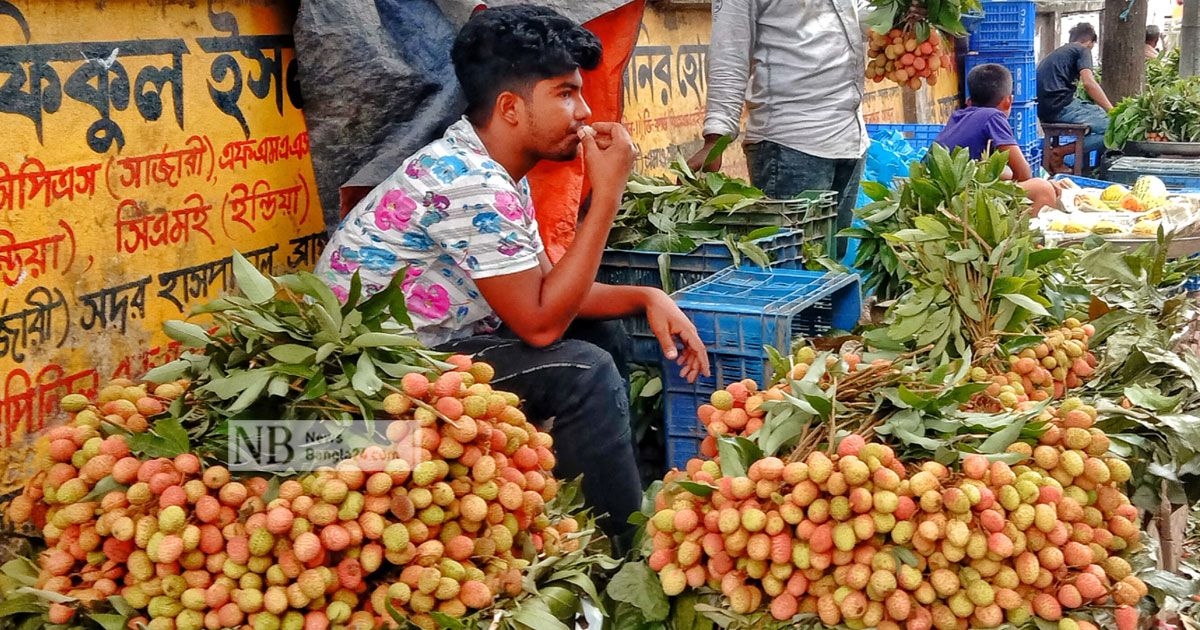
<box><xmin>373</xmin><ymin>190</ymin><xmax>417</xmax><ymax>231</ymax></box>
<box><xmin>494</xmin><ymin>191</ymin><xmax>526</xmax><ymax>221</ymax></box>
<box><xmin>401</xmin><ymin>267</ymin><xmax>423</xmax><ymax>291</ymax></box>
<box><xmin>423</xmin><ymin>191</ymin><xmax>451</xmax><ymax>210</ymax></box>
<box><xmin>407</xmin><ymin>283</ymin><xmax>451</xmax><ymax>320</ymax></box>
<box><xmin>330</xmin><ymin>284</ymin><xmax>350</xmax><ymax>303</ymax></box>
<box><xmin>329</xmin><ymin>248</ymin><xmax>360</xmax><ymax>274</ymax></box>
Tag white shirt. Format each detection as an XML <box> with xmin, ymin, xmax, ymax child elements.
<box><xmin>703</xmin><ymin>0</ymin><xmax>871</xmax><ymax>160</ymax></box>
<box><xmin>315</xmin><ymin>119</ymin><xmax>544</xmax><ymax>348</ymax></box>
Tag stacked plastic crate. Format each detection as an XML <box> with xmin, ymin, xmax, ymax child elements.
<box><xmin>964</xmin><ymin>1</ymin><xmax>1041</xmax><ymax>171</ymax></box>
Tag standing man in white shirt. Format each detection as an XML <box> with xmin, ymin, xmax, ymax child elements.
<box><xmin>688</xmin><ymin>0</ymin><xmax>870</xmax><ymax>258</ymax></box>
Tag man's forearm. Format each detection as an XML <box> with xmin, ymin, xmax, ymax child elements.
<box><xmin>534</xmin><ymin>189</ymin><xmax>623</xmax><ymax>327</ymax></box>
<box><xmin>1085</xmin><ymin>81</ymin><xmax>1113</xmax><ymax>110</ymax></box>
<box><xmin>579</xmin><ymin>283</ymin><xmax>655</xmax><ymax>320</ymax></box>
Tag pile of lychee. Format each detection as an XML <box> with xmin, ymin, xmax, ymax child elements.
<box><xmin>867</xmin><ymin>28</ymin><xmax>954</xmax><ymax>90</ymax></box>
<box><xmin>4</xmin><ymin>357</ymin><xmax>581</xmax><ymax>630</ymax></box>
<box><xmin>970</xmin><ymin>320</ymin><xmax>1097</xmax><ymax>411</ymax></box>
<box><xmin>646</xmin><ymin>395</ymin><xmax>1145</xmax><ymax>629</ymax></box>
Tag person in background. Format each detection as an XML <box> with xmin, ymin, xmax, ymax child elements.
<box><xmin>686</xmin><ymin>0</ymin><xmax>868</xmax><ymax>258</ymax></box>
<box><xmin>314</xmin><ymin>5</ymin><xmax>710</xmax><ymax>551</ymax></box>
<box><xmin>1036</xmin><ymin>23</ymin><xmax>1113</xmax><ymax>158</ymax></box>
<box><xmin>933</xmin><ymin>64</ymin><xmax>1058</xmax><ymax>212</ymax></box>
<box><xmin>1145</xmin><ymin>25</ymin><xmax>1162</xmax><ymax>59</ymax></box>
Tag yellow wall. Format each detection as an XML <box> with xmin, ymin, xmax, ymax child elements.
<box><xmin>622</xmin><ymin>4</ymin><xmax>961</xmax><ymax>178</ymax></box>
<box><xmin>0</xmin><ymin>0</ymin><xmax>325</xmax><ymax>492</ymax></box>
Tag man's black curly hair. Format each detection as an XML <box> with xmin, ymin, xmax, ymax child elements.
<box><xmin>451</xmin><ymin>5</ymin><xmax>602</xmax><ymax>124</ymax></box>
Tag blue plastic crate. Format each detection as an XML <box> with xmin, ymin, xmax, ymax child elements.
<box><xmin>599</xmin><ymin>230</ymin><xmax>806</xmax><ymax>363</ymax></box>
<box><xmin>665</xmin><ymin>390</ymin><xmax>710</xmax><ymax>439</ymax></box>
<box><xmin>1186</xmin><ymin>276</ymin><xmax>1200</xmax><ymax>293</ymax></box>
<box><xmin>1051</xmin><ymin>173</ymin><xmax>1116</xmax><ymax>189</ymax></box>
<box><xmin>867</xmin><ymin>123</ymin><xmax>944</xmax><ymax>154</ymax></box>
<box><xmin>1106</xmin><ymin>157</ymin><xmax>1200</xmax><ymax>192</ymax></box>
<box><xmin>1008</xmin><ymin>102</ymin><xmax>1039</xmax><ymax>146</ymax></box>
<box><xmin>969</xmin><ymin>1</ymin><xmax>1036</xmax><ymax>51</ymax></box>
<box><xmin>1021</xmin><ymin>140</ymin><xmax>1043</xmax><ymax>173</ymax></box>
<box><xmin>666</xmin><ymin>435</ymin><xmax>701</xmax><ymax>470</ymax></box>
<box><xmin>664</xmin><ymin>267</ymin><xmax>862</xmax><ymax>394</ymax></box>
<box><xmin>965</xmin><ymin>51</ymin><xmax>1037</xmax><ymax>103</ymax></box>
<box><xmin>599</xmin><ymin>229</ymin><xmax>806</xmax><ymax>293</ymax></box>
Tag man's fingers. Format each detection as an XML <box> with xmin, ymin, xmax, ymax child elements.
<box><xmin>647</xmin><ymin>318</ymin><xmax>678</xmax><ymax>361</ymax></box>
<box><xmin>679</xmin><ymin>327</ymin><xmax>710</xmax><ymax>376</ymax></box>
<box><xmin>577</xmin><ymin>129</ymin><xmax>599</xmax><ymax>154</ymax></box>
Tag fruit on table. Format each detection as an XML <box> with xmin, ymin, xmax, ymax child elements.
<box><xmin>1091</xmin><ymin>220</ymin><xmax>1123</xmax><ymax>235</ymax></box>
<box><xmin>1119</xmin><ymin>194</ymin><xmax>1144</xmax><ymax>212</ymax></box>
<box><xmin>1132</xmin><ymin>219</ymin><xmax>1160</xmax><ymax>236</ymax></box>
<box><xmin>1132</xmin><ymin>175</ymin><xmax>1168</xmax><ymax>209</ymax></box>
<box><xmin>1101</xmin><ymin>185</ymin><xmax>1128</xmax><ymax>203</ymax></box>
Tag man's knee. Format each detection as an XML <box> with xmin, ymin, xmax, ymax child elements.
<box><xmin>543</xmin><ymin>340</ymin><xmax>626</xmax><ymax>401</ymax></box>
<box><xmin>1020</xmin><ymin>178</ymin><xmax>1056</xmax><ymax>212</ymax></box>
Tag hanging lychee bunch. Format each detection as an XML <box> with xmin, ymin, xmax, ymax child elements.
<box><xmin>863</xmin><ymin>0</ymin><xmax>977</xmax><ymax>90</ymax></box>
<box><xmin>867</xmin><ymin>27</ymin><xmax>953</xmax><ymax>89</ymax></box>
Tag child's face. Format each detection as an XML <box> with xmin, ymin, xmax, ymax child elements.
<box><xmin>998</xmin><ymin>95</ymin><xmax>1014</xmax><ymax>115</ymax></box>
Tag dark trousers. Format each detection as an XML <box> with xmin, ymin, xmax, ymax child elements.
<box><xmin>744</xmin><ymin>140</ymin><xmax>866</xmax><ymax>259</ymax></box>
<box><xmin>437</xmin><ymin>320</ymin><xmax>640</xmax><ymax>553</ymax></box>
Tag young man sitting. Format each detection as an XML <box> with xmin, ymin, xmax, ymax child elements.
<box><xmin>314</xmin><ymin>5</ymin><xmax>710</xmax><ymax>550</ymax></box>
<box><xmin>933</xmin><ymin>63</ymin><xmax>1058</xmax><ymax>212</ymax></box>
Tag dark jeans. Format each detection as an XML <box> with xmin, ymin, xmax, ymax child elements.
<box><xmin>437</xmin><ymin>319</ymin><xmax>640</xmax><ymax>553</ymax></box>
<box><xmin>1048</xmin><ymin>100</ymin><xmax>1109</xmax><ymax>157</ymax></box>
<box><xmin>744</xmin><ymin>140</ymin><xmax>866</xmax><ymax>258</ymax></box>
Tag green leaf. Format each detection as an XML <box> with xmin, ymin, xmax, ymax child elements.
<box><xmin>267</xmin><ymin>375</ymin><xmax>290</xmax><ymax>398</ymax></box>
<box><xmin>227</xmin><ymin>370</ymin><xmax>272</xmax><ymax>414</ymax></box>
<box><xmin>675</xmin><ymin>480</ymin><xmax>717</xmax><ymax>497</ymax></box>
<box><xmin>82</xmin><ymin>475</ymin><xmax>126</xmax><ymax>502</ymax></box>
<box><xmin>607</xmin><ymin>562</ymin><xmax>670</xmax><ymax>622</ymax></box>
<box><xmin>1124</xmin><ymin>384</ymin><xmax>1183</xmax><ymax>412</ymax></box>
<box><xmin>428</xmin><ymin>612</ymin><xmax>466</xmax><ymax>630</ymax></box>
<box><xmin>639</xmin><ymin>377</ymin><xmax>662</xmax><ymax>398</ymax></box>
<box><xmin>162</xmin><ymin>320</ymin><xmax>211</xmax><ymax>348</ymax></box>
<box><xmin>892</xmin><ymin>546</ymin><xmax>920</xmax><ymax>568</ymax></box>
<box><xmin>999</xmin><ymin>293</ymin><xmax>1049</xmax><ymax>317</ymax></box>
<box><xmin>88</xmin><ymin>613</ymin><xmax>130</xmax><ymax>630</ymax></box>
<box><xmin>352</xmin><ymin>353</ymin><xmax>383</xmax><ymax>397</ymax></box>
<box><xmin>716</xmin><ymin>437</ymin><xmax>747</xmax><ymax>478</ymax></box>
<box><xmin>302</xmin><ymin>373</ymin><xmax>327</xmax><ymax>400</ymax></box>
<box><xmin>231</xmin><ymin>251</ymin><xmax>276</xmax><ymax>304</ymax></box>
<box><xmin>154</xmin><ymin>417</ymin><xmax>191</xmax><ymax>454</ymax></box>
<box><xmin>510</xmin><ymin>602</ymin><xmax>572</xmax><ymax>630</ymax></box>
<box><xmin>351</xmin><ymin>333</ymin><xmax>423</xmax><ymax>349</ymax></box>
<box><xmin>0</xmin><ymin>594</ymin><xmax>43</xmax><ymax>618</ymax></box>
<box><xmin>864</xmin><ymin>2</ymin><xmax>899</xmax><ymax>32</ymax></box>
<box><xmin>266</xmin><ymin>344</ymin><xmax>317</xmax><ymax>364</ymax></box>
<box><xmin>704</xmin><ymin>135</ymin><xmax>733</xmax><ymax>168</ymax></box>
<box><xmin>976</xmin><ymin>416</ymin><xmax>1027</xmax><ymax>454</ymax></box>
<box><xmin>1</xmin><ymin>558</ymin><xmax>39</xmax><ymax>587</ymax></box>
<box><xmin>143</xmin><ymin>359</ymin><xmax>189</xmax><ymax>384</ymax></box>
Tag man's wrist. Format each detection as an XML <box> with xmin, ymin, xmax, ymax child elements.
<box><xmin>637</xmin><ymin>286</ymin><xmax>669</xmax><ymax>311</ymax></box>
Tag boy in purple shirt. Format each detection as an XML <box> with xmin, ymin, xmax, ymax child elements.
<box><xmin>933</xmin><ymin>64</ymin><xmax>1057</xmax><ymax>212</ymax></box>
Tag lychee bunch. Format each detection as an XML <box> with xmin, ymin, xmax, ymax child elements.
<box><xmin>5</xmin><ymin>357</ymin><xmax>583</xmax><ymax>630</ymax></box>
<box><xmin>866</xmin><ymin>28</ymin><xmax>954</xmax><ymax>90</ymax></box>
<box><xmin>697</xmin><ymin>349</ymin><xmax>876</xmax><ymax>456</ymax></box>
<box><xmin>970</xmin><ymin>320</ymin><xmax>1097</xmax><ymax>411</ymax></box>
<box><xmin>648</xmin><ymin>395</ymin><xmax>1146</xmax><ymax>628</ymax></box>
